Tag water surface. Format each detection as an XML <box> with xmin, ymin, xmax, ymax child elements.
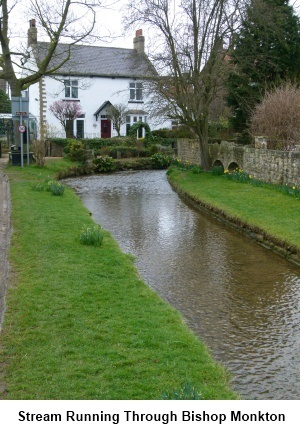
<box><xmin>66</xmin><ymin>170</ymin><xmax>300</xmax><ymax>399</ymax></box>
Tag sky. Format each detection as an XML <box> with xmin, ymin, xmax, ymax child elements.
<box><xmin>8</xmin><ymin>0</ymin><xmax>300</xmax><ymax>54</ymax></box>
<box><xmin>9</xmin><ymin>0</ymin><xmax>135</xmax><ymax>51</ymax></box>
<box><xmin>81</xmin><ymin>0</ymin><xmax>300</xmax><ymax>55</ymax></box>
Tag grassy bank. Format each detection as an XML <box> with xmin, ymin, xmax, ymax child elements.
<box><xmin>167</xmin><ymin>167</ymin><xmax>300</xmax><ymax>263</ymax></box>
<box><xmin>0</xmin><ymin>158</ymin><xmax>237</xmax><ymax>400</ymax></box>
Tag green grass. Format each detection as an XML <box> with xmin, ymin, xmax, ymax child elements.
<box><xmin>0</xmin><ymin>159</ymin><xmax>237</xmax><ymax>400</ymax></box>
<box><xmin>79</xmin><ymin>224</ymin><xmax>105</xmax><ymax>246</ymax></box>
<box><xmin>167</xmin><ymin>167</ymin><xmax>300</xmax><ymax>251</ymax></box>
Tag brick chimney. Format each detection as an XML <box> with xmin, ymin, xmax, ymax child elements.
<box><xmin>28</xmin><ymin>19</ymin><xmax>37</xmax><ymax>47</ymax></box>
<box><xmin>133</xmin><ymin>29</ymin><xmax>145</xmax><ymax>54</ymax></box>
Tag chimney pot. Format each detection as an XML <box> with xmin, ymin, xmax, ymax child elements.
<box><xmin>28</xmin><ymin>19</ymin><xmax>37</xmax><ymax>47</ymax></box>
<box><xmin>133</xmin><ymin>29</ymin><xmax>145</xmax><ymax>54</ymax></box>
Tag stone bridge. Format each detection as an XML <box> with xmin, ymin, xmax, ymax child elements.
<box><xmin>177</xmin><ymin>138</ymin><xmax>300</xmax><ymax>187</ymax></box>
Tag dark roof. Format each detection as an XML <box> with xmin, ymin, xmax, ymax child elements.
<box><xmin>35</xmin><ymin>42</ymin><xmax>155</xmax><ymax>78</ymax></box>
<box><xmin>94</xmin><ymin>100</ymin><xmax>112</xmax><ymax>117</ymax></box>
<box><xmin>94</xmin><ymin>101</ymin><xmax>113</xmax><ymax>120</ymax></box>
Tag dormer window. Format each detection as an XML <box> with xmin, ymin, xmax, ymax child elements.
<box><xmin>129</xmin><ymin>82</ymin><xmax>143</xmax><ymax>102</ymax></box>
<box><xmin>64</xmin><ymin>79</ymin><xmax>78</xmax><ymax>98</ymax></box>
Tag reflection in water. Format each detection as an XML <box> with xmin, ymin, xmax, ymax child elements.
<box><xmin>66</xmin><ymin>170</ymin><xmax>300</xmax><ymax>399</ymax></box>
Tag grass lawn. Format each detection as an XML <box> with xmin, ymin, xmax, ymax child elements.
<box><xmin>167</xmin><ymin>167</ymin><xmax>300</xmax><ymax>254</ymax></box>
<box><xmin>0</xmin><ymin>158</ymin><xmax>237</xmax><ymax>400</ymax></box>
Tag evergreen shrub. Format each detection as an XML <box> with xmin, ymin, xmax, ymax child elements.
<box><xmin>68</xmin><ymin>140</ymin><xmax>87</xmax><ymax>164</ymax></box>
<box><xmin>99</xmin><ymin>146</ymin><xmax>153</xmax><ymax>158</ymax></box>
<box><xmin>82</xmin><ymin>137</ymin><xmax>135</xmax><ymax>149</ymax></box>
<box><xmin>150</xmin><ymin>153</ymin><xmax>173</xmax><ymax>169</ymax></box>
<box><xmin>93</xmin><ymin>156</ymin><xmax>115</xmax><ymax>172</ymax></box>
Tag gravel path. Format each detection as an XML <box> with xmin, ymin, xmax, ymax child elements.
<box><xmin>0</xmin><ymin>154</ymin><xmax>11</xmax><ymax>332</ymax></box>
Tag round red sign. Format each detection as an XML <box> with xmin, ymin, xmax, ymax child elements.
<box><xmin>18</xmin><ymin>125</ymin><xmax>26</xmax><ymax>133</ymax></box>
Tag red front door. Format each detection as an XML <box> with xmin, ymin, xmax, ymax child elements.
<box><xmin>101</xmin><ymin>120</ymin><xmax>111</xmax><ymax>138</ymax></box>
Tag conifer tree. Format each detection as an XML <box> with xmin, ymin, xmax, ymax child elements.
<box><xmin>226</xmin><ymin>0</ymin><xmax>300</xmax><ymax>139</ymax></box>
<box><xmin>0</xmin><ymin>90</ymin><xmax>11</xmax><ymax>113</ymax></box>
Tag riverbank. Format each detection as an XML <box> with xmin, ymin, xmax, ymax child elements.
<box><xmin>167</xmin><ymin>167</ymin><xmax>300</xmax><ymax>266</ymax></box>
<box><xmin>0</xmin><ymin>158</ymin><xmax>237</xmax><ymax>400</ymax></box>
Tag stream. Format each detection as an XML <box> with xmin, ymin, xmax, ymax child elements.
<box><xmin>65</xmin><ymin>170</ymin><xmax>300</xmax><ymax>399</ymax></box>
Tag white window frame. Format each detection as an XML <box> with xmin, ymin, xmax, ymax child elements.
<box><xmin>64</xmin><ymin>79</ymin><xmax>79</xmax><ymax>99</ymax></box>
<box><xmin>129</xmin><ymin>82</ymin><xmax>143</xmax><ymax>102</ymax></box>
<box><xmin>75</xmin><ymin>115</ymin><xmax>85</xmax><ymax>138</ymax></box>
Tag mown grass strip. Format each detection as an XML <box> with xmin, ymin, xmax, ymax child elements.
<box><xmin>0</xmin><ymin>159</ymin><xmax>237</xmax><ymax>400</ymax></box>
<box><xmin>167</xmin><ymin>167</ymin><xmax>300</xmax><ymax>252</ymax></box>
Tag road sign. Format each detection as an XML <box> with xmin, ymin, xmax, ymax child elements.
<box><xmin>18</xmin><ymin>125</ymin><xmax>26</xmax><ymax>133</ymax></box>
<box><xmin>11</xmin><ymin>97</ymin><xmax>29</xmax><ymax>117</ymax></box>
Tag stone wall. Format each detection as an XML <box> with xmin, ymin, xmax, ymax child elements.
<box><xmin>177</xmin><ymin>138</ymin><xmax>300</xmax><ymax>187</ymax></box>
<box><xmin>177</xmin><ymin>139</ymin><xmax>202</xmax><ymax>165</ymax></box>
<box><xmin>243</xmin><ymin>147</ymin><xmax>300</xmax><ymax>186</ymax></box>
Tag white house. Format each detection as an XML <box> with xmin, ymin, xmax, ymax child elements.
<box><xmin>27</xmin><ymin>21</ymin><xmax>171</xmax><ymax>139</ymax></box>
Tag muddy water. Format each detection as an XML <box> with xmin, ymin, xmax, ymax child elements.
<box><xmin>66</xmin><ymin>170</ymin><xmax>300</xmax><ymax>399</ymax></box>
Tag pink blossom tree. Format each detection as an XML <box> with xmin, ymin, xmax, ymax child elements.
<box><xmin>49</xmin><ymin>100</ymin><xmax>83</xmax><ymax>138</ymax></box>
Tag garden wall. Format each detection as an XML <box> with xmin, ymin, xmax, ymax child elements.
<box><xmin>177</xmin><ymin>139</ymin><xmax>300</xmax><ymax>187</ymax></box>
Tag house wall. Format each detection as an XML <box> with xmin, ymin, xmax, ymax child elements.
<box><xmin>177</xmin><ymin>139</ymin><xmax>300</xmax><ymax>187</ymax></box>
<box><xmin>28</xmin><ymin>81</ymin><xmax>41</xmax><ymax>129</ymax></box>
<box><xmin>30</xmin><ymin>75</ymin><xmax>171</xmax><ymax>138</ymax></box>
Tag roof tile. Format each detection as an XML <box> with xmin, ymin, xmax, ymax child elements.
<box><xmin>36</xmin><ymin>42</ymin><xmax>155</xmax><ymax>78</ymax></box>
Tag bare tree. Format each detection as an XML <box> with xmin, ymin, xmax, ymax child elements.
<box><xmin>0</xmin><ymin>0</ymin><xmax>106</xmax><ymax>97</ymax></box>
<box><xmin>106</xmin><ymin>103</ymin><xmax>128</xmax><ymax>137</ymax></box>
<box><xmin>49</xmin><ymin>99</ymin><xmax>82</xmax><ymax>137</ymax></box>
<box><xmin>124</xmin><ymin>0</ymin><xmax>243</xmax><ymax>169</ymax></box>
<box><xmin>250</xmin><ymin>83</ymin><xmax>300</xmax><ymax>150</ymax></box>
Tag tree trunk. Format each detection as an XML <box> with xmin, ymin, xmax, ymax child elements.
<box><xmin>66</xmin><ymin>120</ymin><xmax>74</xmax><ymax>138</ymax></box>
<box><xmin>196</xmin><ymin>117</ymin><xmax>211</xmax><ymax>171</ymax></box>
<box><xmin>199</xmin><ymin>139</ymin><xmax>211</xmax><ymax>171</ymax></box>
<box><xmin>9</xmin><ymin>78</ymin><xmax>22</xmax><ymax>98</ymax></box>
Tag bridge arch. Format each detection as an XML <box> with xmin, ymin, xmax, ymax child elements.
<box><xmin>213</xmin><ymin>159</ymin><xmax>224</xmax><ymax>168</ymax></box>
<box><xmin>212</xmin><ymin>159</ymin><xmax>224</xmax><ymax>173</ymax></box>
<box><xmin>228</xmin><ymin>161</ymin><xmax>239</xmax><ymax>172</ymax></box>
